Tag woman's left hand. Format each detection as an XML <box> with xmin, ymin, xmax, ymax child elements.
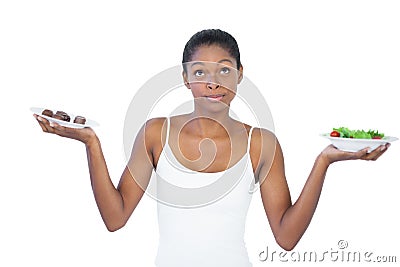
<box><xmin>320</xmin><ymin>143</ymin><xmax>391</xmax><ymax>165</ymax></box>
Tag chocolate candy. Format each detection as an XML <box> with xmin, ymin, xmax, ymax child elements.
<box><xmin>73</xmin><ymin>116</ymin><xmax>86</xmax><ymax>125</ymax></box>
<box><xmin>41</xmin><ymin>108</ymin><xmax>87</xmax><ymax>125</ymax></box>
<box><xmin>54</xmin><ymin>111</ymin><xmax>71</xmax><ymax>122</ymax></box>
<box><xmin>41</xmin><ymin>109</ymin><xmax>54</xmax><ymax>117</ymax></box>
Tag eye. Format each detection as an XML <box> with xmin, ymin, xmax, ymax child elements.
<box><xmin>194</xmin><ymin>70</ymin><xmax>205</xmax><ymax>77</ymax></box>
<box><xmin>220</xmin><ymin>67</ymin><xmax>230</xmax><ymax>75</ymax></box>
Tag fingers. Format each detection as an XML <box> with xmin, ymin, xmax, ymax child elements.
<box><xmin>34</xmin><ymin>114</ymin><xmax>66</xmax><ymax>135</ymax></box>
<box><xmin>34</xmin><ymin>114</ymin><xmax>47</xmax><ymax>132</ymax></box>
<box><xmin>33</xmin><ymin>114</ymin><xmax>96</xmax><ymax>145</ymax></box>
<box><xmin>50</xmin><ymin>121</ymin><xmax>67</xmax><ymax>135</ymax></box>
<box><xmin>34</xmin><ymin>114</ymin><xmax>54</xmax><ymax>133</ymax></box>
<box><xmin>361</xmin><ymin>143</ymin><xmax>390</xmax><ymax>161</ymax></box>
<box><xmin>323</xmin><ymin>144</ymin><xmax>390</xmax><ymax>164</ymax></box>
<box><xmin>351</xmin><ymin>147</ymin><xmax>370</xmax><ymax>159</ymax></box>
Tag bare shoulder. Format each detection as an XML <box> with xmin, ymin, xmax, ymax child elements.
<box><xmin>251</xmin><ymin>127</ymin><xmax>276</xmax><ymax>140</ymax></box>
<box><xmin>250</xmin><ymin>127</ymin><xmax>278</xmax><ymax>152</ymax></box>
<box><xmin>249</xmin><ymin>127</ymin><xmax>279</xmax><ymax>181</ymax></box>
<box><xmin>142</xmin><ymin>117</ymin><xmax>168</xmax><ymax>141</ymax></box>
<box><xmin>144</xmin><ymin>117</ymin><xmax>167</xmax><ymax>129</ymax></box>
<box><xmin>142</xmin><ymin>114</ymin><xmax>196</xmax><ymax>145</ymax></box>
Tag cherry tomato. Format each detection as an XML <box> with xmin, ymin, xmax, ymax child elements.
<box><xmin>372</xmin><ymin>136</ymin><xmax>382</xmax><ymax>139</ymax></box>
<box><xmin>330</xmin><ymin>130</ymin><xmax>340</xmax><ymax>137</ymax></box>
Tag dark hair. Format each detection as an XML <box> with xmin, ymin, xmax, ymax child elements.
<box><xmin>182</xmin><ymin>29</ymin><xmax>241</xmax><ymax>71</ymax></box>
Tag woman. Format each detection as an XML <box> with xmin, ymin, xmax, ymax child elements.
<box><xmin>33</xmin><ymin>29</ymin><xmax>390</xmax><ymax>266</ymax></box>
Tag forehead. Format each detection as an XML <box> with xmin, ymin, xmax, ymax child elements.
<box><xmin>190</xmin><ymin>45</ymin><xmax>236</xmax><ymax>66</ymax></box>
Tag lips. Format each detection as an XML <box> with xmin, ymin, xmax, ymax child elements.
<box><xmin>205</xmin><ymin>94</ymin><xmax>225</xmax><ymax>102</ymax></box>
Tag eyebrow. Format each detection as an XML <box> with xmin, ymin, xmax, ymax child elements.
<box><xmin>190</xmin><ymin>59</ymin><xmax>234</xmax><ymax>67</ymax></box>
<box><xmin>190</xmin><ymin>62</ymin><xmax>205</xmax><ymax>67</ymax></box>
<box><xmin>218</xmin><ymin>59</ymin><xmax>234</xmax><ymax>65</ymax></box>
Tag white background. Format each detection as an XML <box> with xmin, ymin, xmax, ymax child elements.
<box><xmin>1</xmin><ymin>0</ymin><xmax>399</xmax><ymax>266</ymax></box>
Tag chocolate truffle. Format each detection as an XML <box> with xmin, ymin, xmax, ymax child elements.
<box><xmin>54</xmin><ymin>111</ymin><xmax>71</xmax><ymax>122</ymax></box>
<box><xmin>73</xmin><ymin>116</ymin><xmax>86</xmax><ymax>125</ymax></box>
<box><xmin>52</xmin><ymin>114</ymin><xmax>64</xmax><ymax>121</ymax></box>
<box><xmin>41</xmin><ymin>109</ymin><xmax>54</xmax><ymax>117</ymax></box>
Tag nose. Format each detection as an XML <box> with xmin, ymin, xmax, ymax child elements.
<box><xmin>207</xmin><ymin>82</ymin><xmax>220</xmax><ymax>90</ymax></box>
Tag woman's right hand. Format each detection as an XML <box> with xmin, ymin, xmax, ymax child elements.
<box><xmin>33</xmin><ymin>114</ymin><xmax>97</xmax><ymax>146</ymax></box>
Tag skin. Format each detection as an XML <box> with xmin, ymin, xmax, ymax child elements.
<box><xmin>33</xmin><ymin>44</ymin><xmax>390</xmax><ymax>251</ymax></box>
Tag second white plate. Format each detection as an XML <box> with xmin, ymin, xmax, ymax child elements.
<box><xmin>31</xmin><ymin>107</ymin><xmax>99</xmax><ymax>129</ymax></box>
<box><xmin>321</xmin><ymin>133</ymin><xmax>398</xmax><ymax>153</ymax></box>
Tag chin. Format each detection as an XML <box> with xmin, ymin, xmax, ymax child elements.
<box><xmin>194</xmin><ymin>97</ymin><xmax>230</xmax><ymax>114</ymax></box>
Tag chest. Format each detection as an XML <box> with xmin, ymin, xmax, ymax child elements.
<box><xmin>167</xmin><ymin>130</ymin><xmax>248</xmax><ymax>173</ymax></box>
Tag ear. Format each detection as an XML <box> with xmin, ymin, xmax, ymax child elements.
<box><xmin>182</xmin><ymin>70</ymin><xmax>191</xmax><ymax>89</ymax></box>
<box><xmin>237</xmin><ymin>64</ymin><xmax>244</xmax><ymax>84</ymax></box>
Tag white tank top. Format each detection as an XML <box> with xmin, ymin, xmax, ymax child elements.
<box><xmin>154</xmin><ymin>117</ymin><xmax>256</xmax><ymax>267</ymax></box>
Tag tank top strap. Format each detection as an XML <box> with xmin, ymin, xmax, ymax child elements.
<box><xmin>246</xmin><ymin>127</ymin><xmax>254</xmax><ymax>153</ymax></box>
<box><xmin>165</xmin><ymin>117</ymin><xmax>170</xmax><ymax>144</ymax></box>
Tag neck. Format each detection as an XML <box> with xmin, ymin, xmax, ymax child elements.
<box><xmin>188</xmin><ymin>107</ymin><xmax>232</xmax><ymax>137</ymax></box>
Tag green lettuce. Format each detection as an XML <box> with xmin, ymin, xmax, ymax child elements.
<box><xmin>333</xmin><ymin>127</ymin><xmax>384</xmax><ymax>139</ymax></box>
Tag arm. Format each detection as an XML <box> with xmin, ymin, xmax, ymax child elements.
<box><xmin>85</xmin><ymin>133</ymin><xmax>150</xmax><ymax>232</ymax></box>
<box><xmin>34</xmin><ymin>115</ymin><xmax>163</xmax><ymax>232</ymax></box>
<box><xmin>255</xmin><ymin>129</ymin><xmax>390</xmax><ymax>251</ymax></box>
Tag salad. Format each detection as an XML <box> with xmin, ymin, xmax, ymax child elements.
<box><xmin>330</xmin><ymin>127</ymin><xmax>384</xmax><ymax>139</ymax></box>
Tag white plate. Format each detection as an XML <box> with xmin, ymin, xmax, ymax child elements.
<box><xmin>31</xmin><ymin>107</ymin><xmax>99</xmax><ymax>129</ymax></box>
<box><xmin>321</xmin><ymin>133</ymin><xmax>398</xmax><ymax>153</ymax></box>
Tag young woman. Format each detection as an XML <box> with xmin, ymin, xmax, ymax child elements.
<box><xmin>33</xmin><ymin>29</ymin><xmax>390</xmax><ymax>266</ymax></box>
